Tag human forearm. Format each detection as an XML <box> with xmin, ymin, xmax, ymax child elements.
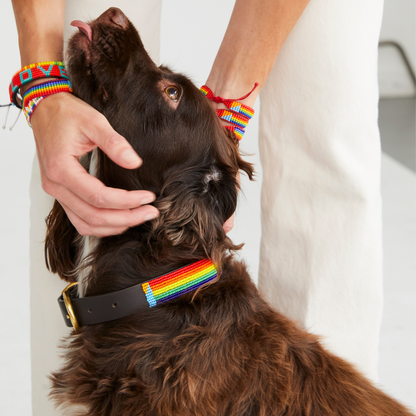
<box><xmin>207</xmin><ymin>0</ymin><xmax>311</xmax><ymax>106</ymax></box>
<box><xmin>12</xmin><ymin>0</ymin><xmax>66</xmax><ymax>67</ymax></box>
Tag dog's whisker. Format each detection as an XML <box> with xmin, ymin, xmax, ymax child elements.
<box><xmin>93</xmin><ymin>43</ymin><xmax>114</xmax><ymax>61</ymax></box>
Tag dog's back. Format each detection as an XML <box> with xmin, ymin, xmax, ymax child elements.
<box><xmin>45</xmin><ymin>8</ymin><xmax>414</xmax><ymax>416</ymax></box>
<box><xmin>49</xmin><ymin>260</ymin><xmax>412</xmax><ymax>415</ymax></box>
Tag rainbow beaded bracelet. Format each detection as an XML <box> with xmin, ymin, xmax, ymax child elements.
<box><xmin>9</xmin><ymin>61</ymin><xmax>69</xmax><ymax>108</ymax></box>
<box><xmin>22</xmin><ymin>79</ymin><xmax>73</xmax><ymax>127</ymax></box>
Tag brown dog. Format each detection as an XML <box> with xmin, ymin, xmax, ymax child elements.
<box><xmin>44</xmin><ymin>7</ymin><xmax>414</xmax><ymax>416</ymax></box>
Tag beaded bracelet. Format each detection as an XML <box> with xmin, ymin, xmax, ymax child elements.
<box><xmin>216</xmin><ymin>109</ymin><xmax>250</xmax><ymax>129</ymax></box>
<box><xmin>9</xmin><ymin>61</ymin><xmax>68</xmax><ymax>109</ymax></box>
<box><xmin>22</xmin><ymin>79</ymin><xmax>73</xmax><ymax>127</ymax></box>
<box><xmin>23</xmin><ymin>97</ymin><xmax>45</xmax><ymax>127</ymax></box>
<box><xmin>200</xmin><ymin>83</ymin><xmax>258</xmax><ymax>140</ymax></box>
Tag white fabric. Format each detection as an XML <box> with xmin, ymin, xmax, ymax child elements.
<box><xmin>258</xmin><ymin>0</ymin><xmax>384</xmax><ymax>380</ymax></box>
<box><xmin>30</xmin><ymin>0</ymin><xmax>384</xmax><ymax>413</ymax></box>
<box><xmin>29</xmin><ymin>2</ymin><xmax>162</xmax><ymax>415</ymax></box>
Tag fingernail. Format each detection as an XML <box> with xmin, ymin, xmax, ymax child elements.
<box><xmin>121</xmin><ymin>149</ymin><xmax>141</xmax><ymax>165</ymax></box>
<box><xmin>141</xmin><ymin>195</ymin><xmax>156</xmax><ymax>205</ymax></box>
<box><xmin>144</xmin><ymin>212</ymin><xmax>158</xmax><ymax>222</ymax></box>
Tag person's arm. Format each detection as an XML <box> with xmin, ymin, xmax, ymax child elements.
<box><xmin>11</xmin><ymin>0</ymin><xmax>159</xmax><ymax>237</ymax></box>
<box><xmin>12</xmin><ymin>0</ymin><xmax>65</xmax><ymax>67</ymax></box>
<box><xmin>210</xmin><ymin>0</ymin><xmax>311</xmax><ymax>233</ymax></box>
<box><xmin>206</xmin><ymin>0</ymin><xmax>311</xmax><ymax>108</ymax></box>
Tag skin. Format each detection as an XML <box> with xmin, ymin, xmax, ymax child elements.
<box><xmin>11</xmin><ymin>0</ymin><xmax>311</xmax><ymax>237</ymax></box>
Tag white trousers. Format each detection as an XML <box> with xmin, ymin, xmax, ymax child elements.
<box><xmin>30</xmin><ymin>0</ymin><xmax>384</xmax><ymax>414</ymax></box>
<box><xmin>257</xmin><ymin>0</ymin><xmax>384</xmax><ymax>381</ymax></box>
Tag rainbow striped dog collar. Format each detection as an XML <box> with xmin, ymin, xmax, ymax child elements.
<box><xmin>58</xmin><ymin>259</ymin><xmax>218</xmax><ymax>329</ymax></box>
<box><xmin>142</xmin><ymin>259</ymin><xmax>217</xmax><ymax>307</ymax></box>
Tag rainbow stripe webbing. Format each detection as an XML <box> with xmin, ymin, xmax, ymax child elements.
<box><xmin>142</xmin><ymin>259</ymin><xmax>218</xmax><ymax>307</ymax></box>
<box><xmin>200</xmin><ymin>84</ymin><xmax>256</xmax><ymax>140</ymax></box>
<box><xmin>9</xmin><ymin>61</ymin><xmax>68</xmax><ymax>108</ymax></box>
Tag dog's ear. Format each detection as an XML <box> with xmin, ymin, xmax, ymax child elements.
<box><xmin>152</xmin><ymin>129</ymin><xmax>254</xmax><ymax>266</ymax></box>
<box><xmin>44</xmin><ymin>200</ymin><xmax>78</xmax><ymax>282</ymax></box>
<box><xmin>221</xmin><ymin>128</ymin><xmax>255</xmax><ymax>181</ymax></box>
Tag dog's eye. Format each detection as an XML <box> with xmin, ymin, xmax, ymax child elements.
<box><xmin>164</xmin><ymin>86</ymin><xmax>180</xmax><ymax>102</ymax></box>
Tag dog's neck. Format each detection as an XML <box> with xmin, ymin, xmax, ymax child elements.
<box><xmin>77</xmin><ymin>142</ymin><xmax>236</xmax><ymax>298</ymax></box>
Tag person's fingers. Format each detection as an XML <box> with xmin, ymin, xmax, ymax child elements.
<box><xmin>59</xmin><ymin>200</ymin><xmax>159</xmax><ymax>237</ymax></box>
<box><xmin>51</xmin><ymin>182</ymin><xmax>158</xmax><ymax>228</ymax></box>
<box><xmin>41</xmin><ymin>168</ymin><xmax>159</xmax><ymax>232</ymax></box>
<box><xmin>60</xmin><ymin>201</ymin><xmax>127</xmax><ymax>237</ymax></box>
<box><xmin>85</xmin><ymin>113</ymin><xmax>142</xmax><ymax>170</ymax></box>
<box><xmin>45</xmin><ymin>156</ymin><xmax>156</xmax><ymax>210</ymax></box>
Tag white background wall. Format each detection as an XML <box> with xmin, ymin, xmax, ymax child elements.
<box><xmin>380</xmin><ymin>0</ymin><xmax>415</xmax><ymax>66</ymax></box>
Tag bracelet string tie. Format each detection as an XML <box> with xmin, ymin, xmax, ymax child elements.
<box><xmin>200</xmin><ymin>83</ymin><xmax>258</xmax><ymax>140</ymax></box>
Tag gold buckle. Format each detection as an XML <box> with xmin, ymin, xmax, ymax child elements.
<box><xmin>61</xmin><ymin>282</ymin><xmax>80</xmax><ymax>331</ymax></box>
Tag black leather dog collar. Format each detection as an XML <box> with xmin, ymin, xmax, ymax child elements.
<box><xmin>58</xmin><ymin>281</ymin><xmax>149</xmax><ymax>328</ymax></box>
<box><xmin>58</xmin><ymin>259</ymin><xmax>218</xmax><ymax>329</ymax></box>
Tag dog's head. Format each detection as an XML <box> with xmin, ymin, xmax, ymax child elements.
<box><xmin>46</xmin><ymin>7</ymin><xmax>254</xmax><ymax>283</ymax></box>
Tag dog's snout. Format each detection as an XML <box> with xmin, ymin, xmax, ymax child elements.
<box><xmin>106</xmin><ymin>7</ymin><xmax>127</xmax><ymax>28</ymax></box>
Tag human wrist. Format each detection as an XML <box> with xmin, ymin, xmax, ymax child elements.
<box><xmin>23</xmin><ymin>79</ymin><xmax>73</xmax><ymax>127</ymax></box>
<box><xmin>18</xmin><ymin>40</ymin><xmax>64</xmax><ymax>69</ymax></box>
<box><xmin>31</xmin><ymin>92</ymin><xmax>67</xmax><ymax>129</ymax></box>
<box><xmin>200</xmin><ymin>84</ymin><xmax>257</xmax><ymax>141</ymax></box>
<box><xmin>204</xmin><ymin>76</ymin><xmax>260</xmax><ymax>109</ymax></box>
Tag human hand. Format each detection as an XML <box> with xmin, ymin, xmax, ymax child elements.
<box><xmin>31</xmin><ymin>93</ymin><xmax>159</xmax><ymax>237</ymax></box>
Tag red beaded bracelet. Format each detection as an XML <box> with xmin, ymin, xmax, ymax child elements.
<box><xmin>9</xmin><ymin>61</ymin><xmax>69</xmax><ymax>109</ymax></box>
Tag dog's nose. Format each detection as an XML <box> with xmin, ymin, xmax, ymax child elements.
<box><xmin>106</xmin><ymin>7</ymin><xmax>127</xmax><ymax>28</ymax></box>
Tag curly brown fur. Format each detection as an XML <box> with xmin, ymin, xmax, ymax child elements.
<box><xmin>45</xmin><ymin>7</ymin><xmax>414</xmax><ymax>416</ymax></box>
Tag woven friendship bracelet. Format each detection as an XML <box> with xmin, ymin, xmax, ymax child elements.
<box><xmin>224</xmin><ymin>125</ymin><xmax>245</xmax><ymax>141</ymax></box>
<box><xmin>142</xmin><ymin>259</ymin><xmax>218</xmax><ymax>307</ymax></box>
<box><xmin>22</xmin><ymin>79</ymin><xmax>73</xmax><ymax>127</ymax></box>
<box><xmin>9</xmin><ymin>61</ymin><xmax>68</xmax><ymax>108</ymax></box>
<box><xmin>217</xmin><ymin>109</ymin><xmax>250</xmax><ymax>129</ymax></box>
<box><xmin>200</xmin><ymin>83</ymin><xmax>258</xmax><ymax>140</ymax></box>
<box><xmin>200</xmin><ymin>85</ymin><xmax>255</xmax><ymax>120</ymax></box>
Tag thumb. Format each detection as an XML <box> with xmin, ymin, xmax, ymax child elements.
<box><xmin>91</xmin><ymin>115</ymin><xmax>142</xmax><ymax>169</ymax></box>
